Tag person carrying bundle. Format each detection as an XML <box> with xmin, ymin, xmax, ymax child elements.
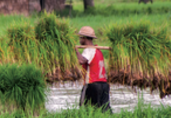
<box><xmin>75</xmin><ymin>26</ymin><xmax>112</xmax><ymax>113</ymax></box>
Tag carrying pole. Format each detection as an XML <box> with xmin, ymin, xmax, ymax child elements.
<box><xmin>75</xmin><ymin>45</ymin><xmax>111</xmax><ymax>50</ymax></box>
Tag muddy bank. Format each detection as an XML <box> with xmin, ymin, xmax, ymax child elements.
<box><xmin>46</xmin><ymin>66</ymin><xmax>82</xmax><ymax>83</ymax></box>
<box><xmin>108</xmin><ymin>65</ymin><xmax>171</xmax><ymax>98</ymax></box>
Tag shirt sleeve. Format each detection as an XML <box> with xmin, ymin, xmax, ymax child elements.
<box><xmin>82</xmin><ymin>48</ymin><xmax>96</xmax><ymax>64</ymax></box>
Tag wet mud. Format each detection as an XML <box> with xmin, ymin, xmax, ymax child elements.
<box><xmin>108</xmin><ymin>65</ymin><xmax>171</xmax><ymax>99</ymax></box>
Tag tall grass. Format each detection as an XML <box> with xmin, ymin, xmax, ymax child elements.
<box><xmin>0</xmin><ymin>64</ymin><xmax>46</xmax><ymax>113</ymax></box>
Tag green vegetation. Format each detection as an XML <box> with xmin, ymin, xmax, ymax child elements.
<box><xmin>7</xmin><ymin>23</ymin><xmax>36</xmax><ymax>64</ymax></box>
<box><xmin>0</xmin><ymin>15</ymin><xmax>35</xmax><ymax>37</ymax></box>
<box><xmin>1</xmin><ymin>97</ymin><xmax>171</xmax><ymax>118</ymax></box>
<box><xmin>107</xmin><ymin>21</ymin><xmax>171</xmax><ymax>75</ymax></box>
<box><xmin>0</xmin><ymin>12</ymin><xmax>80</xmax><ymax>82</ymax></box>
<box><xmin>35</xmin><ymin>12</ymin><xmax>77</xmax><ymax>74</ymax></box>
<box><xmin>48</xmin><ymin>96</ymin><xmax>171</xmax><ymax>118</ymax></box>
<box><xmin>0</xmin><ymin>0</ymin><xmax>171</xmax><ymax>117</ymax></box>
<box><xmin>106</xmin><ymin>21</ymin><xmax>171</xmax><ymax>97</ymax></box>
<box><xmin>58</xmin><ymin>2</ymin><xmax>171</xmax><ymax>17</ymax></box>
<box><xmin>0</xmin><ymin>64</ymin><xmax>46</xmax><ymax>113</ymax></box>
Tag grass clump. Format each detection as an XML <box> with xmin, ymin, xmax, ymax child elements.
<box><xmin>0</xmin><ymin>64</ymin><xmax>46</xmax><ymax>112</ymax></box>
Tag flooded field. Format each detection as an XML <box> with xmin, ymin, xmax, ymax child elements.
<box><xmin>45</xmin><ymin>82</ymin><xmax>171</xmax><ymax>113</ymax></box>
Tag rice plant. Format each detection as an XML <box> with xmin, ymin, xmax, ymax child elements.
<box><xmin>5</xmin><ymin>12</ymin><xmax>81</xmax><ymax>82</ymax></box>
<box><xmin>7</xmin><ymin>22</ymin><xmax>37</xmax><ymax>64</ymax></box>
<box><xmin>0</xmin><ymin>64</ymin><xmax>46</xmax><ymax>112</ymax></box>
<box><xmin>35</xmin><ymin>12</ymin><xmax>80</xmax><ymax>81</ymax></box>
<box><xmin>106</xmin><ymin>21</ymin><xmax>171</xmax><ymax>98</ymax></box>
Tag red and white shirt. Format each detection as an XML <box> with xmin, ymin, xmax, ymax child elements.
<box><xmin>82</xmin><ymin>47</ymin><xmax>107</xmax><ymax>84</ymax></box>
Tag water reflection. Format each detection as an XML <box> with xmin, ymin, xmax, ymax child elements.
<box><xmin>45</xmin><ymin>82</ymin><xmax>171</xmax><ymax>113</ymax></box>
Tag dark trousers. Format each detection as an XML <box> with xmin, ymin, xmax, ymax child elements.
<box><xmin>80</xmin><ymin>82</ymin><xmax>112</xmax><ymax>113</ymax></box>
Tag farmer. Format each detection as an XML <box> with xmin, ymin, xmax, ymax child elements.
<box><xmin>75</xmin><ymin>26</ymin><xmax>112</xmax><ymax>113</ymax></box>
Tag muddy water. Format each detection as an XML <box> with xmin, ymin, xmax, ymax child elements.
<box><xmin>45</xmin><ymin>82</ymin><xmax>171</xmax><ymax>113</ymax></box>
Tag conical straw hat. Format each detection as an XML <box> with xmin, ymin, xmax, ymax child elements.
<box><xmin>78</xmin><ymin>26</ymin><xmax>97</xmax><ymax>39</ymax></box>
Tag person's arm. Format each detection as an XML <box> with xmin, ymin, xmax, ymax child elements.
<box><xmin>75</xmin><ymin>48</ymin><xmax>88</xmax><ymax>65</ymax></box>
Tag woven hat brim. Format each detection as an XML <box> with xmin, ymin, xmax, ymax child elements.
<box><xmin>78</xmin><ymin>32</ymin><xmax>97</xmax><ymax>39</ymax></box>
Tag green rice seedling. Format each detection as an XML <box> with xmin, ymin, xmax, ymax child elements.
<box><xmin>0</xmin><ymin>40</ymin><xmax>4</xmax><ymax>58</ymax></box>
<box><xmin>0</xmin><ymin>36</ymin><xmax>8</xmax><ymax>63</ymax></box>
<box><xmin>107</xmin><ymin>21</ymin><xmax>171</xmax><ymax>74</ymax></box>
<box><xmin>0</xmin><ymin>64</ymin><xmax>46</xmax><ymax>112</ymax></box>
<box><xmin>5</xmin><ymin>22</ymin><xmax>53</xmax><ymax>78</ymax></box>
<box><xmin>7</xmin><ymin>22</ymin><xmax>37</xmax><ymax>64</ymax></box>
<box><xmin>35</xmin><ymin>12</ymin><xmax>79</xmax><ymax>81</ymax></box>
<box><xmin>106</xmin><ymin>21</ymin><xmax>171</xmax><ymax>95</ymax></box>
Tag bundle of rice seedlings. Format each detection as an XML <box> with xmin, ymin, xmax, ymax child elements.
<box><xmin>35</xmin><ymin>12</ymin><xmax>81</xmax><ymax>82</ymax></box>
<box><xmin>0</xmin><ymin>64</ymin><xmax>46</xmax><ymax>112</ymax></box>
<box><xmin>7</xmin><ymin>23</ymin><xmax>37</xmax><ymax>64</ymax></box>
<box><xmin>0</xmin><ymin>38</ymin><xmax>5</xmax><ymax>61</ymax></box>
<box><xmin>5</xmin><ymin>13</ymin><xmax>81</xmax><ymax>82</ymax></box>
<box><xmin>106</xmin><ymin>21</ymin><xmax>171</xmax><ymax>98</ymax></box>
